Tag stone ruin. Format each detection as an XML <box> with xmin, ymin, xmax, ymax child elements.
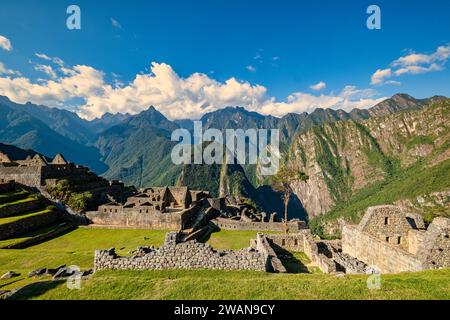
<box><xmin>94</xmin><ymin>232</ymin><xmax>279</xmax><ymax>272</ymax></box>
<box><xmin>0</xmin><ymin>151</ymin><xmax>125</xmax><ymax>204</ymax></box>
<box><xmin>341</xmin><ymin>205</ymin><xmax>450</xmax><ymax>273</ymax></box>
<box><xmin>86</xmin><ymin>186</ymin><xmax>210</xmax><ymax>230</ymax></box>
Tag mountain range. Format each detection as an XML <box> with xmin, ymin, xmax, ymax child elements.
<box><xmin>0</xmin><ymin>93</ymin><xmax>448</xmax><ymax>224</ymax></box>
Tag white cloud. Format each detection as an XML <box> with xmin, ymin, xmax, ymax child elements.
<box><xmin>309</xmin><ymin>81</ymin><xmax>326</xmax><ymax>91</ymax></box>
<box><xmin>0</xmin><ymin>62</ymin><xmax>20</xmax><ymax>76</ymax></box>
<box><xmin>111</xmin><ymin>18</ymin><xmax>122</xmax><ymax>29</ymax></box>
<box><xmin>0</xmin><ymin>60</ymin><xmax>385</xmax><ymax>120</ymax></box>
<box><xmin>246</xmin><ymin>65</ymin><xmax>256</xmax><ymax>72</ymax></box>
<box><xmin>371</xmin><ymin>44</ymin><xmax>450</xmax><ymax>85</ymax></box>
<box><xmin>0</xmin><ymin>35</ymin><xmax>12</xmax><ymax>51</ymax></box>
<box><xmin>371</xmin><ymin>68</ymin><xmax>392</xmax><ymax>85</ymax></box>
<box><xmin>35</xmin><ymin>53</ymin><xmax>64</xmax><ymax>66</ymax></box>
<box><xmin>34</xmin><ymin>64</ymin><xmax>58</xmax><ymax>79</ymax></box>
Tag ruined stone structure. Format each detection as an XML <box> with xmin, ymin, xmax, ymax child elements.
<box><xmin>94</xmin><ymin>232</ymin><xmax>273</xmax><ymax>272</ymax></box>
<box><xmin>86</xmin><ymin>187</ymin><xmax>208</xmax><ymax>230</ymax></box>
<box><xmin>213</xmin><ymin>217</ymin><xmax>307</xmax><ymax>233</ymax></box>
<box><xmin>0</xmin><ymin>152</ymin><xmax>125</xmax><ymax>204</ymax></box>
<box><xmin>342</xmin><ymin>205</ymin><xmax>450</xmax><ymax>273</ymax></box>
<box><xmin>258</xmin><ymin>231</ymin><xmax>337</xmax><ymax>273</ymax></box>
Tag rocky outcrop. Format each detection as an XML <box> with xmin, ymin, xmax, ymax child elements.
<box><xmin>288</xmin><ymin>99</ymin><xmax>450</xmax><ymax>218</ymax></box>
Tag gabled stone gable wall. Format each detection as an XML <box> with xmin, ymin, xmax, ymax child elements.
<box><xmin>342</xmin><ymin>225</ymin><xmax>423</xmax><ymax>273</ymax></box>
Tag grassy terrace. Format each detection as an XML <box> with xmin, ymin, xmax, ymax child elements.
<box><xmin>0</xmin><ymin>227</ymin><xmax>449</xmax><ymax>300</ymax></box>
<box><xmin>0</xmin><ymin>209</ymin><xmax>52</xmax><ymax>225</ymax></box>
<box><xmin>0</xmin><ymin>195</ymin><xmax>39</xmax><ymax>210</ymax></box>
<box><xmin>0</xmin><ymin>189</ymin><xmax>28</xmax><ymax>200</ymax></box>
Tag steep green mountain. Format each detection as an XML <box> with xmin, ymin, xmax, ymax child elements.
<box><xmin>0</xmin><ymin>96</ymin><xmax>95</xmax><ymax>145</ymax></box>
<box><xmin>0</xmin><ymin>103</ymin><xmax>107</xmax><ymax>172</ymax></box>
<box><xmin>286</xmin><ymin>99</ymin><xmax>450</xmax><ymax>237</ymax></box>
<box><xmin>96</xmin><ymin>106</ymin><xmax>181</xmax><ymax>187</ymax></box>
<box><xmin>88</xmin><ymin>112</ymin><xmax>131</xmax><ymax>134</ymax></box>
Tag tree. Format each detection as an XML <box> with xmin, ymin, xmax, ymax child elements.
<box><xmin>67</xmin><ymin>192</ymin><xmax>93</xmax><ymax>213</ymax></box>
<box><xmin>272</xmin><ymin>166</ymin><xmax>309</xmax><ymax>233</ymax></box>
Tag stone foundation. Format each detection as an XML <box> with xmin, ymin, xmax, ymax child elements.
<box><xmin>94</xmin><ymin>232</ymin><xmax>269</xmax><ymax>272</ymax></box>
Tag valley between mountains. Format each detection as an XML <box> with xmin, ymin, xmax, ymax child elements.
<box><xmin>1</xmin><ymin>93</ymin><xmax>449</xmax><ymax>237</ymax></box>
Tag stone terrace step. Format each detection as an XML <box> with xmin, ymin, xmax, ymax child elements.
<box><xmin>0</xmin><ymin>208</ymin><xmax>58</xmax><ymax>240</ymax></box>
<box><xmin>0</xmin><ymin>189</ymin><xmax>29</xmax><ymax>205</ymax></box>
<box><xmin>0</xmin><ymin>222</ymin><xmax>74</xmax><ymax>249</ymax></box>
<box><xmin>0</xmin><ymin>196</ymin><xmax>42</xmax><ymax>218</ymax></box>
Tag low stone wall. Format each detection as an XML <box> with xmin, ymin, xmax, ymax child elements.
<box><xmin>94</xmin><ymin>232</ymin><xmax>268</xmax><ymax>272</ymax></box>
<box><xmin>0</xmin><ymin>198</ymin><xmax>42</xmax><ymax>218</ymax></box>
<box><xmin>342</xmin><ymin>225</ymin><xmax>423</xmax><ymax>273</ymax></box>
<box><xmin>212</xmin><ymin>217</ymin><xmax>306</xmax><ymax>233</ymax></box>
<box><xmin>0</xmin><ymin>210</ymin><xmax>58</xmax><ymax>240</ymax></box>
<box><xmin>264</xmin><ymin>231</ymin><xmax>336</xmax><ymax>274</ymax></box>
<box><xmin>255</xmin><ymin>233</ymin><xmax>287</xmax><ymax>273</ymax></box>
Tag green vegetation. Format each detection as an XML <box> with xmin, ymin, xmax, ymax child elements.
<box><xmin>0</xmin><ymin>227</ymin><xmax>449</xmax><ymax>300</ymax></box>
<box><xmin>67</xmin><ymin>192</ymin><xmax>93</xmax><ymax>213</ymax></box>
<box><xmin>4</xmin><ymin>268</ymin><xmax>450</xmax><ymax>300</ymax></box>
<box><xmin>0</xmin><ymin>189</ymin><xmax>28</xmax><ymax>201</ymax></box>
<box><xmin>206</xmin><ymin>230</ymin><xmax>278</xmax><ymax>250</ymax></box>
<box><xmin>0</xmin><ymin>195</ymin><xmax>39</xmax><ymax>209</ymax></box>
<box><xmin>0</xmin><ymin>208</ymin><xmax>53</xmax><ymax>225</ymax></box>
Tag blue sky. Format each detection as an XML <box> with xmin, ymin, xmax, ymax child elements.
<box><xmin>0</xmin><ymin>0</ymin><xmax>449</xmax><ymax>120</ymax></box>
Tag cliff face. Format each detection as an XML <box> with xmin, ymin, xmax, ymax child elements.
<box><xmin>288</xmin><ymin>99</ymin><xmax>450</xmax><ymax>219</ymax></box>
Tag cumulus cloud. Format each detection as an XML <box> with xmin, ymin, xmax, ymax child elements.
<box><xmin>0</xmin><ymin>58</ymin><xmax>385</xmax><ymax>120</ymax></box>
<box><xmin>246</xmin><ymin>65</ymin><xmax>256</xmax><ymax>72</ymax></box>
<box><xmin>371</xmin><ymin>68</ymin><xmax>392</xmax><ymax>85</ymax></box>
<box><xmin>371</xmin><ymin>44</ymin><xmax>450</xmax><ymax>85</ymax></box>
<box><xmin>309</xmin><ymin>81</ymin><xmax>326</xmax><ymax>91</ymax></box>
<box><xmin>258</xmin><ymin>85</ymin><xmax>385</xmax><ymax>117</ymax></box>
<box><xmin>0</xmin><ymin>35</ymin><xmax>12</xmax><ymax>51</ymax></box>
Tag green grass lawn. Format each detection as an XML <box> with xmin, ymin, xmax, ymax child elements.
<box><xmin>207</xmin><ymin>230</ymin><xmax>280</xmax><ymax>250</ymax></box>
<box><xmin>4</xmin><ymin>268</ymin><xmax>450</xmax><ymax>300</ymax></box>
<box><xmin>1</xmin><ymin>227</ymin><xmax>449</xmax><ymax>300</ymax></box>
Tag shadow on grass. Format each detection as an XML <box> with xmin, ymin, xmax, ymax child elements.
<box><xmin>7</xmin><ymin>280</ymin><xmax>64</xmax><ymax>300</ymax></box>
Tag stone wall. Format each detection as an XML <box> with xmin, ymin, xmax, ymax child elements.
<box><xmin>416</xmin><ymin>217</ymin><xmax>450</xmax><ymax>269</ymax></box>
<box><xmin>0</xmin><ymin>210</ymin><xmax>58</xmax><ymax>240</ymax></box>
<box><xmin>94</xmin><ymin>232</ymin><xmax>268</xmax><ymax>272</ymax></box>
<box><xmin>0</xmin><ymin>198</ymin><xmax>42</xmax><ymax>218</ymax></box>
<box><xmin>255</xmin><ymin>233</ymin><xmax>286</xmax><ymax>273</ymax></box>
<box><xmin>263</xmin><ymin>231</ymin><xmax>337</xmax><ymax>274</ymax></box>
<box><xmin>212</xmin><ymin>217</ymin><xmax>307</xmax><ymax>233</ymax></box>
<box><xmin>0</xmin><ymin>166</ymin><xmax>42</xmax><ymax>188</ymax></box>
<box><xmin>342</xmin><ymin>225</ymin><xmax>423</xmax><ymax>273</ymax></box>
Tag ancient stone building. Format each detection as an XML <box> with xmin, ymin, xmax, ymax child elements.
<box><xmin>0</xmin><ymin>151</ymin><xmax>125</xmax><ymax>204</ymax></box>
<box><xmin>342</xmin><ymin>205</ymin><xmax>450</xmax><ymax>273</ymax></box>
<box><xmin>86</xmin><ymin>187</ymin><xmax>208</xmax><ymax>230</ymax></box>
